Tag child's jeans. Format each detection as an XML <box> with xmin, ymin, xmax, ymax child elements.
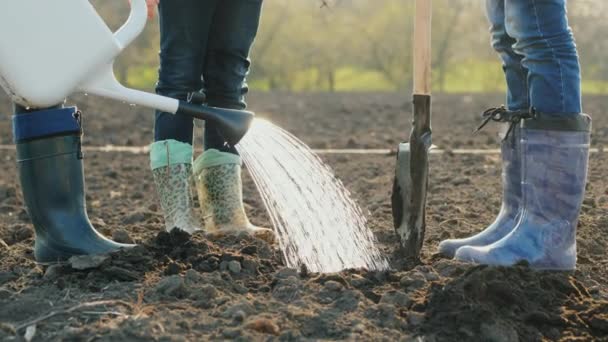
<box><xmin>154</xmin><ymin>0</ymin><xmax>263</xmax><ymax>152</ymax></box>
<box><xmin>486</xmin><ymin>0</ymin><xmax>581</xmax><ymax>116</ymax></box>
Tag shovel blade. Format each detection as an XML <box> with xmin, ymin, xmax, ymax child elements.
<box><xmin>391</xmin><ymin>95</ymin><xmax>431</xmax><ymax>260</ymax></box>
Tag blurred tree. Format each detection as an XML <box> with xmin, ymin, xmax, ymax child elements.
<box><xmin>90</xmin><ymin>0</ymin><xmax>607</xmax><ymax>94</ymax></box>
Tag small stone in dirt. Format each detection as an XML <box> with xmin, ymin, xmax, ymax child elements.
<box><xmin>69</xmin><ymin>254</ymin><xmax>109</xmax><ymax>270</ymax></box>
<box><xmin>299</xmin><ymin>263</ymin><xmax>310</xmax><ymax>278</ymax></box>
<box><xmin>400</xmin><ymin>272</ymin><xmax>427</xmax><ymax>290</ymax></box>
<box><xmin>232</xmin><ymin>310</ymin><xmax>247</xmax><ymax>323</ymax></box>
<box><xmin>221</xmin><ymin>253</ymin><xmax>244</xmax><ymax>262</ymax></box>
<box><xmin>333</xmin><ymin>291</ymin><xmax>361</xmax><ymax>312</ymax></box>
<box><xmin>219</xmin><ymin>261</ymin><xmax>228</xmax><ymax>272</ymax></box>
<box><xmin>0</xmin><ymin>272</ymin><xmax>17</xmax><ymax>285</ymax></box>
<box><xmin>8</xmin><ymin>225</ymin><xmax>33</xmax><ymax>245</ymax></box>
<box><xmin>480</xmin><ymin>322</ymin><xmax>518</xmax><ymax>342</ymax></box>
<box><xmin>155</xmin><ymin>275</ymin><xmax>187</xmax><ymax>298</ymax></box>
<box><xmin>380</xmin><ymin>290</ymin><xmax>412</xmax><ymax>308</ymax></box>
<box><xmin>155</xmin><ymin>229</ymin><xmax>191</xmax><ymax>247</ymax></box>
<box><xmin>122</xmin><ymin>210</ymin><xmax>148</xmax><ymax>224</ymax></box>
<box><xmin>103</xmin><ymin>169</ymin><xmax>118</xmax><ymax>179</ymax></box>
<box><xmin>0</xmin><ymin>322</ymin><xmax>16</xmax><ymax>335</ymax></box>
<box><xmin>324</xmin><ymin>280</ymin><xmax>344</xmax><ymax>292</ymax></box>
<box><xmin>241</xmin><ymin>245</ymin><xmax>258</xmax><ymax>255</ymax></box>
<box><xmin>350</xmin><ymin>274</ymin><xmax>372</xmax><ymax>288</ymax></box>
<box><xmin>451</xmin><ymin>177</ymin><xmax>471</xmax><ymax>186</ymax></box>
<box><xmin>222</xmin><ymin>301</ymin><xmax>255</xmax><ymax>319</ymax></box>
<box><xmin>18</xmin><ymin>208</ymin><xmax>30</xmax><ymax>221</ymax></box>
<box><xmin>165</xmin><ymin>262</ymin><xmax>182</xmax><ymax>276</ymax></box>
<box><xmin>272</xmin><ymin>276</ymin><xmax>302</xmax><ymax>303</ymax></box>
<box><xmin>433</xmin><ymin>259</ymin><xmax>467</xmax><ymax>277</ymax></box>
<box><xmin>228</xmin><ymin>260</ymin><xmax>242</xmax><ymax>274</ymax></box>
<box><xmin>242</xmin><ymin>258</ymin><xmax>259</xmax><ymax>274</ymax></box>
<box><xmin>191</xmin><ymin>284</ymin><xmax>219</xmax><ymax>309</ymax></box>
<box><xmin>365</xmin><ymin>303</ymin><xmax>402</xmax><ymax>329</ymax></box>
<box><xmin>413</xmin><ymin>265</ymin><xmax>441</xmax><ymax>282</ymax></box>
<box><xmin>0</xmin><ymin>288</ymin><xmax>13</xmax><ymax>300</ymax></box>
<box><xmin>587</xmin><ymin>316</ymin><xmax>608</xmax><ymax>333</ymax></box>
<box><xmin>583</xmin><ymin>197</ymin><xmax>597</xmax><ymax>208</ymax></box>
<box><xmin>200</xmin><ymin>284</ymin><xmax>219</xmax><ymax>298</ymax></box>
<box><xmin>103</xmin><ymin>266</ymin><xmax>139</xmax><ymax>281</ymax></box>
<box><xmin>185</xmin><ymin>269</ymin><xmax>202</xmax><ymax>283</ymax></box>
<box><xmin>222</xmin><ymin>328</ymin><xmax>242</xmax><ymax>339</ymax></box>
<box><xmin>111</xmin><ymin>229</ymin><xmax>133</xmax><ymax>244</ymax></box>
<box><xmin>233</xmin><ymin>282</ymin><xmax>248</xmax><ymax>294</ymax></box>
<box><xmin>313</xmin><ymin>273</ymin><xmax>349</xmax><ymax>287</ymax></box>
<box><xmin>90</xmin><ymin>218</ymin><xmax>107</xmax><ymax>228</ymax></box>
<box><xmin>245</xmin><ymin>317</ymin><xmax>280</xmax><ymax>336</ymax></box>
<box><xmin>274</xmin><ymin>268</ymin><xmax>299</xmax><ymax>280</ymax></box>
<box><xmin>352</xmin><ymin>323</ymin><xmax>366</xmax><ymax>334</ymax></box>
<box><xmin>44</xmin><ymin>264</ymin><xmax>67</xmax><ymax>280</ymax></box>
<box><xmin>407</xmin><ymin>312</ymin><xmax>425</xmax><ymax>326</ymax></box>
<box><xmin>279</xmin><ymin>330</ymin><xmax>302</xmax><ymax>340</ymax></box>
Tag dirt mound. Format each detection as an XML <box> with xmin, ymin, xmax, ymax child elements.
<box><xmin>2</xmin><ymin>230</ymin><xmax>607</xmax><ymax>341</ymax></box>
<box><xmin>423</xmin><ymin>263</ymin><xmax>608</xmax><ymax>340</ymax></box>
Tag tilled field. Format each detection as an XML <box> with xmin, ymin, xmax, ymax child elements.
<box><xmin>0</xmin><ymin>92</ymin><xmax>607</xmax><ymax>341</ymax></box>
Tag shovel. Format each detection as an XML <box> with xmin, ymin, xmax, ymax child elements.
<box><xmin>0</xmin><ymin>0</ymin><xmax>252</xmax><ymax>146</ymax></box>
<box><xmin>391</xmin><ymin>0</ymin><xmax>433</xmax><ymax>260</ymax></box>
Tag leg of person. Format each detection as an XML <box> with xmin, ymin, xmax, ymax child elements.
<box><xmin>201</xmin><ymin>0</ymin><xmax>262</xmax><ymax>154</ymax></box>
<box><xmin>193</xmin><ymin>0</ymin><xmax>274</xmax><ymax>242</ymax></box>
<box><xmin>151</xmin><ymin>0</ymin><xmax>217</xmax><ymax>234</ymax></box>
<box><xmin>456</xmin><ymin>0</ymin><xmax>590</xmax><ymax>270</ymax></box>
<box><xmin>439</xmin><ymin>0</ymin><xmax>525</xmax><ymax>257</ymax></box>
<box><xmin>507</xmin><ymin>0</ymin><xmax>582</xmax><ymax>115</ymax></box>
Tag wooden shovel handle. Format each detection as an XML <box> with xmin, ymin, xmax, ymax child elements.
<box><xmin>413</xmin><ymin>0</ymin><xmax>432</xmax><ymax>95</ymax></box>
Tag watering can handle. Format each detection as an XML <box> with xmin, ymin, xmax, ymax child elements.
<box><xmin>114</xmin><ymin>0</ymin><xmax>148</xmax><ymax>50</ymax></box>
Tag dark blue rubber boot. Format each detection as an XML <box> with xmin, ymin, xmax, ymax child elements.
<box><xmin>13</xmin><ymin>106</ymin><xmax>133</xmax><ymax>263</ymax></box>
<box><xmin>439</xmin><ymin>122</ymin><xmax>522</xmax><ymax>257</ymax></box>
<box><xmin>456</xmin><ymin>113</ymin><xmax>591</xmax><ymax>270</ymax></box>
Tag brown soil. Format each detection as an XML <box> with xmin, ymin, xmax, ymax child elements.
<box><xmin>0</xmin><ymin>92</ymin><xmax>607</xmax><ymax>341</ymax></box>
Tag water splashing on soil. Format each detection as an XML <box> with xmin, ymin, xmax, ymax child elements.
<box><xmin>237</xmin><ymin>119</ymin><xmax>389</xmax><ymax>273</ymax></box>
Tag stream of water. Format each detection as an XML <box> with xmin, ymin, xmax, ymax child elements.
<box><xmin>237</xmin><ymin>119</ymin><xmax>389</xmax><ymax>273</ymax></box>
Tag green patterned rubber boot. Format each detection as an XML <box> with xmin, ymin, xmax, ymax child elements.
<box><xmin>193</xmin><ymin>149</ymin><xmax>274</xmax><ymax>243</ymax></box>
<box><xmin>150</xmin><ymin>140</ymin><xmax>202</xmax><ymax>234</ymax></box>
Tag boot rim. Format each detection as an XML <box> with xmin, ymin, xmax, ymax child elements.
<box><xmin>522</xmin><ymin>112</ymin><xmax>591</xmax><ymax>132</ymax></box>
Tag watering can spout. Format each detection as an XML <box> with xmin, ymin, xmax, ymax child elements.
<box><xmin>79</xmin><ymin>64</ymin><xmax>254</xmax><ymax>146</ymax></box>
<box><xmin>176</xmin><ymin>102</ymin><xmax>254</xmax><ymax>146</ymax></box>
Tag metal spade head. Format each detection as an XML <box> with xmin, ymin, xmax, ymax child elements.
<box><xmin>391</xmin><ymin>95</ymin><xmax>431</xmax><ymax>260</ymax></box>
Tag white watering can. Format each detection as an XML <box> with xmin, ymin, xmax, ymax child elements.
<box><xmin>0</xmin><ymin>0</ymin><xmax>253</xmax><ymax>145</ymax></box>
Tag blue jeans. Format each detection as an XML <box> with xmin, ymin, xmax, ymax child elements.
<box><xmin>154</xmin><ymin>0</ymin><xmax>262</xmax><ymax>153</ymax></box>
<box><xmin>486</xmin><ymin>0</ymin><xmax>581</xmax><ymax>116</ymax></box>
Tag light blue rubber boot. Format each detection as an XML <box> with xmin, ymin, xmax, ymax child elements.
<box><xmin>193</xmin><ymin>149</ymin><xmax>274</xmax><ymax>243</ymax></box>
<box><xmin>456</xmin><ymin>113</ymin><xmax>591</xmax><ymax>270</ymax></box>
<box><xmin>438</xmin><ymin>122</ymin><xmax>521</xmax><ymax>257</ymax></box>
<box><xmin>150</xmin><ymin>140</ymin><xmax>202</xmax><ymax>234</ymax></box>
